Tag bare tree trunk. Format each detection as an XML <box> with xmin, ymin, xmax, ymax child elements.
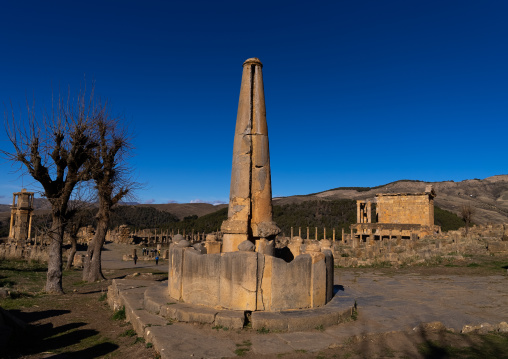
<box><xmin>46</xmin><ymin>216</ymin><xmax>64</xmax><ymax>294</ymax></box>
<box><xmin>83</xmin><ymin>208</ymin><xmax>108</xmax><ymax>282</ymax></box>
<box><xmin>65</xmin><ymin>234</ymin><xmax>77</xmax><ymax>270</ymax></box>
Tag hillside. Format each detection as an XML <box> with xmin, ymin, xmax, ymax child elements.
<box><xmin>137</xmin><ymin>203</ymin><xmax>228</xmax><ymax>220</ymax></box>
<box><xmin>274</xmin><ymin>175</ymin><xmax>508</xmax><ymax>225</ymax></box>
<box><xmin>2</xmin><ymin>176</ymin><xmax>506</xmax><ymax>238</ymax></box>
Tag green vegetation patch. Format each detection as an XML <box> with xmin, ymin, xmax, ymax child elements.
<box><xmin>418</xmin><ymin>332</ymin><xmax>508</xmax><ymax>359</ymax></box>
<box><xmin>112</xmin><ymin>306</ymin><xmax>126</xmax><ymax>321</ymax></box>
<box><xmin>235</xmin><ymin>340</ymin><xmax>252</xmax><ymax>357</ymax></box>
<box><xmin>434</xmin><ymin>206</ymin><xmax>465</xmax><ymax>231</ymax></box>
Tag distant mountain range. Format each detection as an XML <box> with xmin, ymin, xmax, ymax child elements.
<box><xmin>1</xmin><ymin>175</ymin><xmax>507</xmax><ymax>225</ymax></box>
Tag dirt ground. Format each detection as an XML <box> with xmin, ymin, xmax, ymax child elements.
<box><xmin>1</xmin><ymin>244</ymin><xmax>508</xmax><ymax>358</ymax></box>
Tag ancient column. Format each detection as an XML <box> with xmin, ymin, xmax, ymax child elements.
<box><xmin>367</xmin><ymin>201</ymin><xmax>372</xmax><ymax>223</ymax></box>
<box><xmin>357</xmin><ymin>201</ymin><xmax>361</xmax><ymax>223</ymax></box>
<box><xmin>28</xmin><ymin>212</ymin><xmax>33</xmax><ymax>240</ymax></box>
<box><xmin>221</xmin><ymin>58</ymin><xmax>280</xmax><ymax>252</ymax></box>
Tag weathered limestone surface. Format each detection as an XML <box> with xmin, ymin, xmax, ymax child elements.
<box><xmin>221</xmin><ymin>58</ymin><xmax>280</xmax><ymax>252</ymax></box>
<box><xmin>377</xmin><ymin>191</ymin><xmax>435</xmax><ymax>226</ymax></box>
<box><xmin>168</xmin><ymin>247</ymin><xmax>184</xmax><ymax>301</ymax></box>
<box><xmin>264</xmin><ymin>254</ymin><xmax>312</xmax><ymax>311</ymax></box>
<box><xmin>219</xmin><ymin>251</ymin><xmax>258</xmax><ymax>310</ymax></box>
<box><xmin>167</xmin><ymin>246</ymin><xmax>334</xmax><ymax>311</ymax></box>
<box><xmin>181</xmin><ymin>250</ymin><xmax>221</xmax><ymax>306</ymax></box>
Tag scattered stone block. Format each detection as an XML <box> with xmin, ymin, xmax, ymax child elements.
<box><xmin>214</xmin><ymin>310</ymin><xmax>245</xmax><ymax>329</ymax></box>
<box><xmin>174</xmin><ymin>304</ymin><xmax>218</xmax><ymax>324</ymax></box>
<box><xmin>251</xmin><ymin>311</ymin><xmax>288</xmax><ymax>331</ymax></box>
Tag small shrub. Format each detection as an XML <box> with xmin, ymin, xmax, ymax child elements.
<box><xmin>120</xmin><ymin>329</ymin><xmax>136</xmax><ymax>337</ymax></box>
<box><xmin>134</xmin><ymin>337</ymin><xmax>145</xmax><ymax>344</ymax></box>
<box><xmin>146</xmin><ymin>342</ymin><xmax>153</xmax><ymax>348</ymax></box>
<box><xmin>112</xmin><ymin>306</ymin><xmax>126</xmax><ymax>321</ymax></box>
<box><xmin>98</xmin><ymin>293</ymin><xmax>107</xmax><ymax>301</ymax></box>
<box><xmin>315</xmin><ymin>325</ymin><xmax>324</xmax><ymax>331</ymax></box>
<box><xmin>235</xmin><ymin>340</ymin><xmax>252</xmax><ymax>356</ymax></box>
<box><xmin>234</xmin><ymin>348</ymin><xmax>249</xmax><ymax>356</ymax></box>
<box><xmin>257</xmin><ymin>326</ymin><xmax>270</xmax><ymax>334</ymax></box>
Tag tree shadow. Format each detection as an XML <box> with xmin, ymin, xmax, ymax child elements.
<box><xmin>0</xmin><ymin>264</ymin><xmax>47</xmax><ymax>272</ymax></box>
<box><xmin>396</xmin><ymin>325</ymin><xmax>508</xmax><ymax>359</ymax></box>
<box><xmin>8</xmin><ymin>309</ymin><xmax>70</xmax><ymax>323</ymax></box>
<box><xmin>2</xmin><ymin>309</ymin><xmax>117</xmax><ymax>358</ymax></box>
<box><xmin>68</xmin><ymin>342</ymin><xmax>119</xmax><ymax>358</ymax></box>
<box><xmin>0</xmin><ymin>275</ymin><xmax>16</xmax><ymax>287</ymax></box>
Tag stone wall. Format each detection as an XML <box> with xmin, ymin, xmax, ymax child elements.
<box><xmin>167</xmin><ymin>245</ymin><xmax>333</xmax><ymax>312</ymax></box>
<box><xmin>376</xmin><ymin>193</ymin><xmax>434</xmax><ymax>226</ymax></box>
<box><xmin>333</xmin><ymin>225</ymin><xmax>508</xmax><ymax>267</ymax></box>
<box><xmin>0</xmin><ymin>243</ymin><xmax>49</xmax><ymax>262</ymax></box>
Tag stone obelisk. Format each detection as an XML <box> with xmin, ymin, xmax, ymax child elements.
<box><xmin>221</xmin><ymin>58</ymin><xmax>280</xmax><ymax>253</ymax></box>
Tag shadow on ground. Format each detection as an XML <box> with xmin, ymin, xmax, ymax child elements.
<box><xmin>3</xmin><ymin>309</ymin><xmax>118</xmax><ymax>359</ymax></box>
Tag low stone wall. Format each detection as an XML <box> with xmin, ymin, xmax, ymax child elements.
<box><xmin>0</xmin><ymin>243</ymin><xmax>49</xmax><ymax>262</ymax></box>
<box><xmin>168</xmin><ymin>246</ymin><xmax>334</xmax><ymax>311</ymax></box>
<box><xmin>332</xmin><ymin>235</ymin><xmax>505</xmax><ymax>267</ymax></box>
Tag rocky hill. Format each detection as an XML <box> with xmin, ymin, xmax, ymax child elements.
<box><xmin>274</xmin><ymin>175</ymin><xmax>508</xmax><ymax>225</ymax></box>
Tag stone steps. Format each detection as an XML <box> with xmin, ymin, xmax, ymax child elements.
<box><xmin>108</xmin><ymin>279</ymin><xmax>356</xmax><ymax>358</ymax></box>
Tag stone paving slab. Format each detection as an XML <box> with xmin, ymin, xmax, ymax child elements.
<box><xmin>145</xmin><ymin>323</ymin><xmax>237</xmax><ymax>359</ymax></box>
<box><xmin>249</xmin><ymin>335</ymin><xmax>294</xmax><ymax>355</ymax></box>
<box><xmin>275</xmin><ymin>331</ymin><xmax>338</xmax><ymax>352</ymax></box>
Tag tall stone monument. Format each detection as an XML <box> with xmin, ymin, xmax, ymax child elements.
<box><xmin>221</xmin><ymin>58</ymin><xmax>280</xmax><ymax>253</ymax></box>
<box><xmin>167</xmin><ymin>58</ymin><xmax>334</xmax><ymax>313</ymax></box>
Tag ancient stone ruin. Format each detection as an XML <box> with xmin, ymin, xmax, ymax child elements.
<box><xmin>167</xmin><ymin>58</ymin><xmax>335</xmax><ymax>312</ymax></box>
<box><xmin>8</xmin><ymin>189</ymin><xmax>34</xmax><ymax>244</ymax></box>
<box><xmin>220</xmin><ymin>57</ymin><xmax>280</xmax><ymax>254</ymax></box>
<box><xmin>351</xmin><ymin>185</ymin><xmax>441</xmax><ymax>241</ymax></box>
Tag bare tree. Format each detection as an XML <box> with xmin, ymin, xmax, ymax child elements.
<box><xmin>83</xmin><ymin>111</ymin><xmax>136</xmax><ymax>282</ymax></box>
<box><xmin>460</xmin><ymin>204</ymin><xmax>475</xmax><ymax>236</ymax></box>
<box><xmin>64</xmin><ymin>184</ymin><xmax>96</xmax><ymax>270</ymax></box>
<box><xmin>64</xmin><ymin>208</ymin><xmax>92</xmax><ymax>270</ymax></box>
<box><xmin>3</xmin><ymin>91</ymin><xmax>98</xmax><ymax>293</ymax></box>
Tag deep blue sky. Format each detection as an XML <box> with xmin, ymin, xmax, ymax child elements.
<box><xmin>1</xmin><ymin>1</ymin><xmax>507</xmax><ymax>205</ymax></box>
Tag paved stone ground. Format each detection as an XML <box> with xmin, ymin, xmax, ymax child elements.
<box><xmin>331</xmin><ymin>271</ymin><xmax>507</xmax><ymax>335</ymax></box>
<box><xmin>81</xmin><ymin>242</ymin><xmax>169</xmax><ymax>271</ymax></box>
<box><xmin>103</xmin><ymin>243</ymin><xmax>508</xmax><ymax>357</ymax></box>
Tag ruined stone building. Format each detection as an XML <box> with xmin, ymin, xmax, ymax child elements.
<box><xmin>8</xmin><ymin>189</ymin><xmax>34</xmax><ymax>243</ymax></box>
<box><xmin>351</xmin><ymin>185</ymin><xmax>441</xmax><ymax>240</ymax></box>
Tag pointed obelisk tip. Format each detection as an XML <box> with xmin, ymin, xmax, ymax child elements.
<box><xmin>243</xmin><ymin>58</ymin><xmax>263</xmax><ymax>67</ymax></box>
